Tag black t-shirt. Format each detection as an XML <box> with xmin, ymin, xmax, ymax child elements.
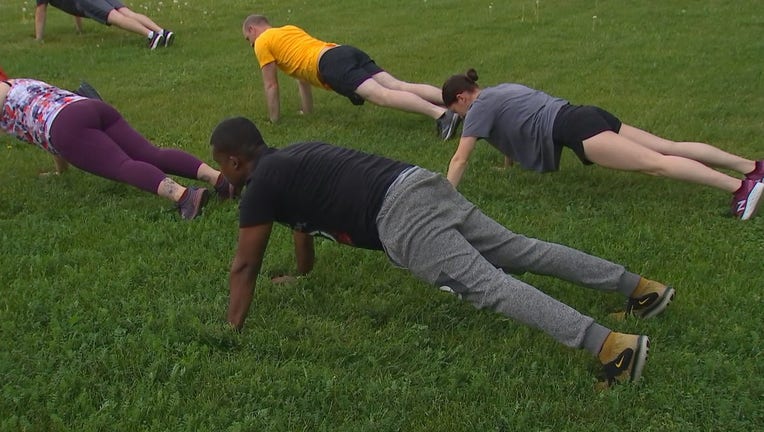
<box><xmin>239</xmin><ymin>142</ymin><xmax>412</xmax><ymax>250</ymax></box>
<box><xmin>37</xmin><ymin>1</ymin><xmax>82</xmax><ymax>16</ymax></box>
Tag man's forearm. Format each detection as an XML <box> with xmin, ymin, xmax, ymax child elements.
<box><xmin>297</xmin><ymin>81</ymin><xmax>313</xmax><ymax>115</ymax></box>
<box><xmin>227</xmin><ymin>264</ymin><xmax>255</xmax><ymax>330</ymax></box>
<box><xmin>265</xmin><ymin>85</ymin><xmax>280</xmax><ymax>123</ymax></box>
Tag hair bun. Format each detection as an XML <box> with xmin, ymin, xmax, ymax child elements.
<box><xmin>466</xmin><ymin>68</ymin><xmax>479</xmax><ymax>83</ymax></box>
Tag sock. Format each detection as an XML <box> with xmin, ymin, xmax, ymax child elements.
<box><xmin>177</xmin><ymin>188</ymin><xmax>189</xmax><ymax>204</ymax></box>
<box><xmin>147</xmin><ymin>31</ymin><xmax>155</xmax><ymax>39</ymax></box>
<box><xmin>582</xmin><ymin>322</ymin><xmax>611</xmax><ymax>358</ymax></box>
<box><xmin>617</xmin><ymin>271</ymin><xmax>641</xmax><ymax>296</ymax></box>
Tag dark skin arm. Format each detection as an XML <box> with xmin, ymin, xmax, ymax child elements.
<box><xmin>293</xmin><ymin>231</ymin><xmax>315</xmax><ymax>275</ymax></box>
<box><xmin>228</xmin><ymin>223</ymin><xmax>273</xmax><ymax>330</ymax></box>
<box><xmin>271</xmin><ymin>231</ymin><xmax>315</xmax><ymax>284</ymax></box>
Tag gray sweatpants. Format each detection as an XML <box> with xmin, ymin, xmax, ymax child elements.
<box><xmin>376</xmin><ymin>168</ymin><xmax>639</xmax><ymax>350</ymax></box>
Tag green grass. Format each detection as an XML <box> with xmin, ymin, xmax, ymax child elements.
<box><xmin>1</xmin><ymin>0</ymin><xmax>763</xmax><ymax>430</ymax></box>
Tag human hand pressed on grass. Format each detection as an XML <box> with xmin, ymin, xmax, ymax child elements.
<box><xmin>270</xmin><ymin>273</ymin><xmax>305</xmax><ymax>284</ymax></box>
<box><xmin>491</xmin><ymin>156</ymin><xmax>515</xmax><ymax>172</ymax></box>
<box><xmin>39</xmin><ymin>156</ymin><xmax>69</xmax><ymax>177</ymax></box>
<box><xmin>267</xmin><ymin>269</ymin><xmax>305</xmax><ymax>284</ymax></box>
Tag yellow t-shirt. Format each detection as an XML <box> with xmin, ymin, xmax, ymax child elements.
<box><xmin>254</xmin><ymin>25</ymin><xmax>337</xmax><ymax>89</ymax></box>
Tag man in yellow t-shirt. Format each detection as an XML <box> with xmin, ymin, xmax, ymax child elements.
<box><xmin>242</xmin><ymin>14</ymin><xmax>460</xmax><ymax>140</ymax></box>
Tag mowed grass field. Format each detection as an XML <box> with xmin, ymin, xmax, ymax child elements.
<box><xmin>1</xmin><ymin>0</ymin><xmax>763</xmax><ymax>430</ymax></box>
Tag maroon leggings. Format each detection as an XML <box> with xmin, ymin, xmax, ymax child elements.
<box><xmin>48</xmin><ymin>99</ymin><xmax>203</xmax><ymax>194</ymax></box>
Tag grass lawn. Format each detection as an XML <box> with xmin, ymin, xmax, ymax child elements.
<box><xmin>1</xmin><ymin>0</ymin><xmax>763</xmax><ymax>430</ymax></box>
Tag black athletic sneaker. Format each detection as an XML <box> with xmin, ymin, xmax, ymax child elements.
<box><xmin>73</xmin><ymin>81</ymin><xmax>103</xmax><ymax>100</ymax></box>
<box><xmin>347</xmin><ymin>92</ymin><xmax>365</xmax><ymax>106</ymax></box>
<box><xmin>625</xmin><ymin>280</ymin><xmax>675</xmax><ymax>319</ymax></box>
<box><xmin>598</xmin><ymin>333</ymin><xmax>650</xmax><ymax>386</ymax></box>
<box><xmin>436</xmin><ymin>110</ymin><xmax>461</xmax><ymax>140</ymax></box>
<box><xmin>148</xmin><ymin>31</ymin><xmax>164</xmax><ymax>50</ymax></box>
<box><xmin>162</xmin><ymin>30</ymin><xmax>174</xmax><ymax>47</ymax></box>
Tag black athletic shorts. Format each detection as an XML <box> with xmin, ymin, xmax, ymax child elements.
<box><xmin>317</xmin><ymin>45</ymin><xmax>384</xmax><ymax>106</ymax></box>
<box><xmin>552</xmin><ymin>104</ymin><xmax>622</xmax><ymax>165</ymax></box>
<box><xmin>42</xmin><ymin>0</ymin><xmax>124</xmax><ymax>25</ymax></box>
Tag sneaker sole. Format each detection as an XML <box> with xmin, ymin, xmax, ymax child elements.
<box><xmin>164</xmin><ymin>33</ymin><xmax>174</xmax><ymax>47</ymax></box>
<box><xmin>629</xmin><ymin>335</ymin><xmax>650</xmax><ymax>383</ymax></box>
<box><xmin>195</xmin><ymin>189</ymin><xmax>210</xmax><ymax>217</ymax></box>
<box><xmin>149</xmin><ymin>35</ymin><xmax>164</xmax><ymax>50</ymax></box>
<box><xmin>639</xmin><ymin>287</ymin><xmax>675</xmax><ymax>319</ymax></box>
<box><xmin>441</xmin><ymin>113</ymin><xmax>461</xmax><ymax>140</ymax></box>
<box><xmin>741</xmin><ymin>182</ymin><xmax>764</xmax><ymax>220</ymax></box>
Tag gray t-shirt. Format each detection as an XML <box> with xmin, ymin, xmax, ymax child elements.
<box><xmin>461</xmin><ymin>83</ymin><xmax>568</xmax><ymax>173</ymax></box>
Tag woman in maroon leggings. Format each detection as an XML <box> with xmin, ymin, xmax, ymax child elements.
<box><xmin>0</xmin><ymin>68</ymin><xmax>232</xmax><ymax>219</ymax></box>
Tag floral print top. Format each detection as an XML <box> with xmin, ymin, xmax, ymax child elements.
<box><xmin>0</xmin><ymin>79</ymin><xmax>85</xmax><ymax>154</ymax></box>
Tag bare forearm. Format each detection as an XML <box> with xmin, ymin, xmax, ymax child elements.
<box><xmin>298</xmin><ymin>81</ymin><xmax>313</xmax><ymax>115</ymax></box>
<box><xmin>34</xmin><ymin>5</ymin><xmax>47</xmax><ymax>40</ymax></box>
<box><xmin>295</xmin><ymin>237</ymin><xmax>314</xmax><ymax>275</ymax></box>
<box><xmin>447</xmin><ymin>159</ymin><xmax>467</xmax><ymax>187</ymax></box>
<box><xmin>227</xmin><ymin>262</ymin><xmax>256</xmax><ymax>330</ymax></box>
<box><xmin>265</xmin><ymin>85</ymin><xmax>280</xmax><ymax>123</ymax></box>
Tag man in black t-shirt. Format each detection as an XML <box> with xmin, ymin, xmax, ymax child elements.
<box><xmin>210</xmin><ymin>117</ymin><xmax>676</xmax><ymax>387</ymax></box>
<box><xmin>34</xmin><ymin>0</ymin><xmax>174</xmax><ymax>49</ymax></box>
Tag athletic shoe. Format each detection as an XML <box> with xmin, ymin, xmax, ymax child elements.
<box><xmin>148</xmin><ymin>31</ymin><xmax>164</xmax><ymax>50</ymax></box>
<box><xmin>438</xmin><ymin>285</ymin><xmax>463</xmax><ymax>300</ymax></box>
<box><xmin>436</xmin><ymin>110</ymin><xmax>461</xmax><ymax>140</ymax></box>
<box><xmin>214</xmin><ymin>175</ymin><xmax>237</xmax><ymax>200</ymax></box>
<box><xmin>347</xmin><ymin>92</ymin><xmax>365</xmax><ymax>106</ymax></box>
<box><xmin>624</xmin><ymin>278</ymin><xmax>675</xmax><ymax>319</ymax></box>
<box><xmin>598</xmin><ymin>333</ymin><xmax>650</xmax><ymax>386</ymax></box>
<box><xmin>162</xmin><ymin>30</ymin><xmax>174</xmax><ymax>47</ymax></box>
<box><xmin>731</xmin><ymin>179</ymin><xmax>764</xmax><ymax>220</ymax></box>
<box><xmin>176</xmin><ymin>187</ymin><xmax>209</xmax><ymax>220</ymax></box>
<box><xmin>73</xmin><ymin>80</ymin><xmax>103</xmax><ymax>100</ymax></box>
<box><xmin>745</xmin><ymin>160</ymin><xmax>764</xmax><ymax>183</ymax></box>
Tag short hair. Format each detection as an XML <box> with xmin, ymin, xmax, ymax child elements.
<box><xmin>441</xmin><ymin>68</ymin><xmax>480</xmax><ymax>106</ymax></box>
<box><xmin>210</xmin><ymin>117</ymin><xmax>267</xmax><ymax>160</ymax></box>
<box><xmin>242</xmin><ymin>14</ymin><xmax>270</xmax><ymax>31</ymax></box>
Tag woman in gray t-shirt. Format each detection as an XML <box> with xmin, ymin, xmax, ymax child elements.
<box><xmin>441</xmin><ymin>69</ymin><xmax>764</xmax><ymax>220</ymax></box>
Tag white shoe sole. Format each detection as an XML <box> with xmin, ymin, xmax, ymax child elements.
<box><xmin>640</xmin><ymin>287</ymin><xmax>675</xmax><ymax>319</ymax></box>
<box><xmin>630</xmin><ymin>335</ymin><xmax>650</xmax><ymax>383</ymax></box>
<box><xmin>741</xmin><ymin>182</ymin><xmax>764</xmax><ymax>220</ymax></box>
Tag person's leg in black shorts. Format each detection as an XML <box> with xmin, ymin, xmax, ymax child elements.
<box><xmin>81</xmin><ymin>0</ymin><xmax>173</xmax><ymax>48</ymax></box>
<box><xmin>553</xmin><ymin>104</ymin><xmax>764</xmax><ymax>220</ymax></box>
<box><xmin>318</xmin><ymin>45</ymin><xmax>460</xmax><ymax>139</ymax></box>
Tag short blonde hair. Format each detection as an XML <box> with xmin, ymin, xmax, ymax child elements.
<box><xmin>242</xmin><ymin>14</ymin><xmax>270</xmax><ymax>32</ymax></box>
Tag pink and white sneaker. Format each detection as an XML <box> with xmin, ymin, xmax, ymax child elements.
<box><xmin>745</xmin><ymin>160</ymin><xmax>764</xmax><ymax>183</ymax></box>
<box><xmin>731</xmin><ymin>179</ymin><xmax>764</xmax><ymax>220</ymax></box>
